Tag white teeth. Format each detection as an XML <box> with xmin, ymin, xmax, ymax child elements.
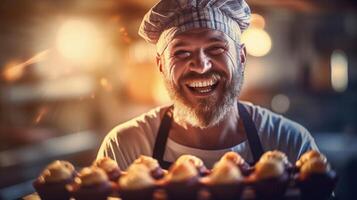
<box><xmin>187</xmin><ymin>76</ymin><xmax>219</xmax><ymax>88</ymax></box>
<box><xmin>199</xmin><ymin>88</ymin><xmax>212</xmax><ymax>93</ymax></box>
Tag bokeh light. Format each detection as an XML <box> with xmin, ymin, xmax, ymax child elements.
<box><xmin>2</xmin><ymin>50</ymin><xmax>49</xmax><ymax>82</ymax></box>
<box><xmin>2</xmin><ymin>61</ymin><xmax>24</xmax><ymax>82</ymax></box>
<box><xmin>250</xmin><ymin>13</ymin><xmax>266</xmax><ymax>29</ymax></box>
<box><xmin>271</xmin><ymin>94</ymin><xmax>290</xmax><ymax>114</ymax></box>
<box><xmin>129</xmin><ymin>41</ymin><xmax>156</xmax><ymax>63</ymax></box>
<box><xmin>56</xmin><ymin>20</ymin><xmax>103</xmax><ymax>64</ymax></box>
<box><xmin>153</xmin><ymin>76</ymin><xmax>171</xmax><ymax>105</ymax></box>
<box><xmin>330</xmin><ymin>49</ymin><xmax>348</xmax><ymax>92</ymax></box>
<box><xmin>241</xmin><ymin>28</ymin><xmax>272</xmax><ymax>57</ymax></box>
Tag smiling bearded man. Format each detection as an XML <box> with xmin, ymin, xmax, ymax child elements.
<box><xmin>160</xmin><ymin>28</ymin><xmax>245</xmax><ymax>128</ymax></box>
<box><xmin>97</xmin><ymin>0</ymin><xmax>319</xmax><ymax>170</ymax></box>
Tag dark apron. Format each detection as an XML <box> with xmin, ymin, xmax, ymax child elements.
<box><xmin>152</xmin><ymin>102</ymin><xmax>264</xmax><ymax>169</ymax></box>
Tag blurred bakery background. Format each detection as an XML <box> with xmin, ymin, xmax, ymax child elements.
<box><xmin>0</xmin><ymin>0</ymin><xmax>356</xmax><ymax>199</ymax></box>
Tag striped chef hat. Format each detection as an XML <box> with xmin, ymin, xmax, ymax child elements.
<box><xmin>138</xmin><ymin>0</ymin><xmax>251</xmax><ymax>54</ymax></box>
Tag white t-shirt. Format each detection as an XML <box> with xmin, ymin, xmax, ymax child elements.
<box><xmin>96</xmin><ymin>102</ymin><xmax>318</xmax><ymax>169</ymax></box>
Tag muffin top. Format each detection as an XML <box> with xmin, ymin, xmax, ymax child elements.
<box><xmin>208</xmin><ymin>160</ymin><xmax>243</xmax><ymax>184</ymax></box>
<box><xmin>296</xmin><ymin>150</ymin><xmax>326</xmax><ymax>168</ymax></box>
<box><xmin>167</xmin><ymin>162</ymin><xmax>198</xmax><ymax>182</ymax></box>
<box><xmin>119</xmin><ymin>164</ymin><xmax>155</xmax><ymax>190</ymax></box>
<box><xmin>220</xmin><ymin>151</ymin><xmax>246</xmax><ymax>166</ymax></box>
<box><xmin>253</xmin><ymin>160</ymin><xmax>284</xmax><ymax>180</ymax></box>
<box><xmin>175</xmin><ymin>155</ymin><xmax>205</xmax><ymax>168</ymax></box>
<box><xmin>40</xmin><ymin>160</ymin><xmax>75</xmax><ymax>183</ymax></box>
<box><xmin>300</xmin><ymin>157</ymin><xmax>330</xmax><ymax>175</ymax></box>
<box><xmin>76</xmin><ymin>167</ymin><xmax>109</xmax><ymax>186</ymax></box>
<box><xmin>259</xmin><ymin>150</ymin><xmax>289</xmax><ymax>166</ymax></box>
<box><xmin>94</xmin><ymin>157</ymin><xmax>119</xmax><ymax>173</ymax></box>
<box><xmin>133</xmin><ymin>155</ymin><xmax>160</xmax><ymax>171</ymax></box>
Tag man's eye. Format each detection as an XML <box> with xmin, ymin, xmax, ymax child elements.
<box><xmin>208</xmin><ymin>47</ymin><xmax>225</xmax><ymax>55</ymax></box>
<box><xmin>174</xmin><ymin>50</ymin><xmax>191</xmax><ymax>59</ymax></box>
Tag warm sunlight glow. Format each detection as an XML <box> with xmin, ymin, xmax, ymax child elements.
<box><xmin>250</xmin><ymin>13</ymin><xmax>266</xmax><ymax>29</ymax></box>
<box><xmin>241</xmin><ymin>28</ymin><xmax>272</xmax><ymax>57</ymax></box>
<box><xmin>56</xmin><ymin>20</ymin><xmax>103</xmax><ymax>64</ymax></box>
<box><xmin>100</xmin><ymin>77</ymin><xmax>113</xmax><ymax>92</ymax></box>
<box><xmin>153</xmin><ymin>76</ymin><xmax>171</xmax><ymax>105</ymax></box>
<box><xmin>129</xmin><ymin>41</ymin><xmax>156</xmax><ymax>63</ymax></box>
<box><xmin>2</xmin><ymin>50</ymin><xmax>50</xmax><ymax>82</ymax></box>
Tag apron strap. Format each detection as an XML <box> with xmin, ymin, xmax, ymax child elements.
<box><xmin>238</xmin><ymin>102</ymin><xmax>264</xmax><ymax>164</ymax></box>
<box><xmin>152</xmin><ymin>106</ymin><xmax>174</xmax><ymax>169</ymax></box>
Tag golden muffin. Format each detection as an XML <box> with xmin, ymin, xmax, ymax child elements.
<box><xmin>175</xmin><ymin>155</ymin><xmax>209</xmax><ymax>176</ymax></box>
<box><xmin>220</xmin><ymin>151</ymin><xmax>250</xmax><ymax>175</ymax></box>
<box><xmin>296</xmin><ymin>157</ymin><xmax>337</xmax><ymax>200</ymax></box>
<box><xmin>296</xmin><ymin>150</ymin><xmax>327</xmax><ymax>169</ymax></box>
<box><xmin>249</xmin><ymin>160</ymin><xmax>289</xmax><ymax>199</ymax></box>
<box><xmin>33</xmin><ymin>160</ymin><xmax>76</xmax><ymax>200</ymax></box>
<box><xmin>164</xmin><ymin>161</ymin><xmax>200</xmax><ymax>200</ymax></box>
<box><xmin>132</xmin><ymin>155</ymin><xmax>166</xmax><ymax>179</ymax></box>
<box><xmin>70</xmin><ymin>167</ymin><xmax>113</xmax><ymax>200</ymax></box>
<box><xmin>118</xmin><ymin>163</ymin><xmax>157</xmax><ymax>200</ymax></box>
<box><xmin>205</xmin><ymin>160</ymin><xmax>244</xmax><ymax>200</ymax></box>
<box><xmin>93</xmin><ymin>157</ymin><xmax>121</xmax><ymax>181</ymax></box>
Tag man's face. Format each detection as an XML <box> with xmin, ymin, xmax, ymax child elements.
<box><xmin>159</xmin><ymin>28</ymin><xmax>246</xmax><ymax>128</ymax></box>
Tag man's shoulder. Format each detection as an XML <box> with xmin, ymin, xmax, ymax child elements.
<box><xmin>242</xmin><ymin>101</ymin><xmax>300</xmax><ymax>128</ymax></box>
<box><xmin>241</xmin><ymin>101</ymin><xmax>318</xmax><ymax>162</ymax></box>
<box><xmin>241</xmin><ymin>101</ymin><xmax>310</xmax><ymax>137</ymax></box>
<box><xmin>104</xmin><ymin>105</ymin><xmax>170</xmax><ymax>142</ymax></box>
<box><xmin>241</xmin><ymin>101</ymin><xmax>284</xmax><ymax>120</ymax></box>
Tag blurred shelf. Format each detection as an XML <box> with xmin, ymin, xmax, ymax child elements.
<box><xmin>0</xmin><ymin>75</ymin><xmax>95</xmax><ymax>104</ymax></box>
<box><xmin>0</xmin><ymin>130</ymin><xmax>100</xmax><ymax>199</ymax></box>
<box><xmin>0</xmin><ymin>130</ymin><xmax>99</xmax><ymax>168</ymax></box>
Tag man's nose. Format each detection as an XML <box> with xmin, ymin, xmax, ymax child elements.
<box><xmin>189</xmin><ymin>50</ymin><xmax>212</xmax><ymax>74</ymax></box>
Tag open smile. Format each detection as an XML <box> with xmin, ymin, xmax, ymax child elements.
<box><xmin>184</xmin><ymin>74</ymin><xmax>220</xmax><ymax>96</ymax></box>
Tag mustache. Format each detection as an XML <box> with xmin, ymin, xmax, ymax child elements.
<box><xmin>179</xmin><ymin>70</ymin><xmax>226</xmax><ymax>83</ymax></box>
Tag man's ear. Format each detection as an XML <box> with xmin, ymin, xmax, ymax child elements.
<box><xmin>239</xmin><ymin>43</ymin><xmax>247</xmax><ymax>65</ymax></box>
<box><xmin>156</xmin><ymin>54</ymin><xmax>163</xmax><ymax>73</ymax></box>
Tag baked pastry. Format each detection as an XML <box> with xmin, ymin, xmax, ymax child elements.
<box><xmin>164</xmin><ymin>161</ymin><xmax>200</xmax><ymax>200</ymax></box>
<box><xmin>249</xmin><ymin>160</ymin><xmax>289</xmax><ymax>199</ymax></box>
<box><xmin>296</xmin><ymin>150</ymin><xmax>327</xmax><ymax>169</ymax></box>
<box><xmin>175</xmin><ymin>154</ymin><xmax>209</xmax><ymax>176</ymax></box>
<box><xmin>259</xmin><ymin>150</ymin><xmax>291</xmax><ymax>167</ymax></box>
<box><xmin>118</xmin><ymin>163</ymin><xmax>157</xmax><ymax>200</ymax></box>
<box><xmin>93</xmin><ymin>157</ymin><xmax>121</xmax><ymax>181</ymax></box>
<box><xmin>300</xmin><ymin>157</ymin><xmax>330</xmax><ymax>177</ymax></box>
<box><xmin>220</xmin><ymin>151</ymin><xmax>250</xmax><ymax>175</ymax></box>
<box><xmin>253</xmin><ymin>160</ymin><xmax>285</xmax><ymax>179</ymax></box>
<box><xmin>296</xmin><ymin>157</ymin><xmax>337</xmax><ymax>200</ymax></box>
<box><xmin>69</xmin><ymin>167</ymin><xmax>113</xmax><ymax>200</ymax></box>
<box><xmin>132</xmin><ymin>155</ymin><xmax>166</xmax><ymax>179</ymax></box>
<box><xmin>259</xmin><ymin>150</ymin><xmax>294</xmax><ymax>175</ymax></box>
<box><xmin>204</xmin><ymin>160</ymin><xmax>244</xmax><ymax>200</ymax></box>
<box><xmin>259</xmin><ymin>150</ymin><xmax>288</xmax><ymax>164</ymax></box>
<box><xmin>209</xmin><ymin>160</ymin><xmax>244</xmax><ymax>183</ymax></box>
<box><xmin>33</xmin><ymin>160</ymin><xmax>76</xmax><ymax>200</ymax></box>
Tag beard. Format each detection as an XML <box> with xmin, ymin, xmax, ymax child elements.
<box><xmin>162</xmin><ymin>63</ymin><xmax>244</xmax><ymax>129</ymax></box>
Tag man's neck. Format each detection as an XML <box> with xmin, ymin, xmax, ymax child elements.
<box><xmin>169</xmin><ymin>104</ymin><xmax>246</xmax><ymax>150</ymax></box>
